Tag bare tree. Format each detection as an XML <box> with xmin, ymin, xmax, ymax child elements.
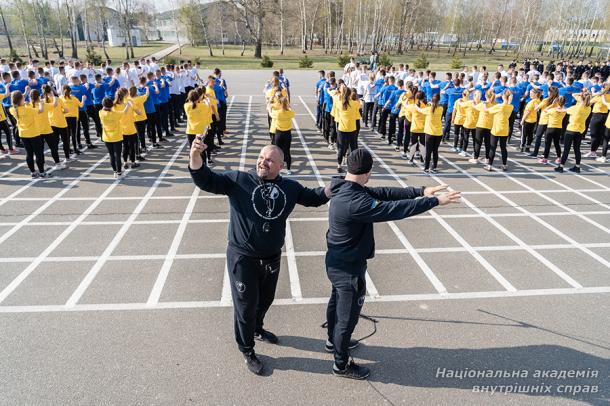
<box><xmin>0</xmin><ymin>6</ymin><xmax>14</xmax><ymax>55</ymax></box>
<box><xmin>230</xmin><ymin>0</ymin><xmax>267</xmax><ymax>58</ymax></box>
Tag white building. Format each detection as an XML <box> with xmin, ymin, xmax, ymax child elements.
<box><xmin>107</xmin><ymin>28</ymin><xmax>143</xmax><ymax>47</ymax></box>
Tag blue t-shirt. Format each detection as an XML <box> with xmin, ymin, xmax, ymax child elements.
<box><xmin>380</xmin><ymin>84</ymin><xmax>397</xmax><ymax>108</ymax></box>
<box><xmin>213</xmin><ymin>84</ymin><xmax>226</xmax><ymax>104</ymax></box>
<box><xmin>323</xmin><ymin>85</ymin><xmax>336</xmax><ymax>113</ymax></box>
<box><xmin>474</xmin><ymin>83</ymin><xmax>492</xmax><ymax>101</ymax></box>
<box><xmin>446</xmin><ymin>87</ymin><xmax>463</xmax><ymax>113</ymax></box>
<box><xmin>69</xmin><ymin>84</ymin><xmax>87</xmax><ymax>112</ymax></box>
<box><xmin>103</xmin><ymin>76</ymin><xmax>120</xmax><ymax>99</ymax></box>
<box><xmin>389</xmin><ymin>89</ymin><xmax>406</xmax><ymax>115</ymax></box>
<box><xmin>508</xmin><ymin>86</ymin><xmax>524</xmax><ymax>112</ymax></box>
<box><xmin>146</xmin><ymin>80</ymin><xmax>159</xmax><ymax>105</ymax></box>
<box><xmin>373</xmin><ymin>79</ymin><xmax>385</xmax><ymax>105</ymax></box>
<box><xmin>82</xmin><ymin>83</ymin><xmax>94</xmax><ymax>107</ymax></box>
<box><xmin>493</xmin><ymin>85</ymin><xmax>507</xmax><ymax>102</ymax></box>
<box><xmin>138</xmin><ymin>86</ymin><xmax>156</xmax><ymax>114</ymax></box>
<box><xmin>155</xmin><ymin>78</ymin><xmax>168</xmax><ymax>104</ymax></box>
<box><xmin>0</xmin><ymin>83</ymin><xmax>10</xmax><ymax>107</ymax></box>
<box><xmin>92</xmin><ymin>82</ymin><xmax>107</xmax><ymax>105</ymax></box>
<box><xmin>439</xmin><ymin>81</ymin><xmax>453</xmax><ymax>104</ymax></box>
<box><xmin>315</xmin><ymin>79</ymin><xmax>326</xmax><ymax>105</ymax></box>
<box><xmin>559</xmin><ymin>85</ymin><xmax>578</xmax><ymax>108</ymax></box>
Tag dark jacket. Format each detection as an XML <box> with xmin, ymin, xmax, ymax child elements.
<box><xmin>190</xmin><ymin>165</ymin><xmax>328</xmax><ymax>258</ymax></box>
<box><xmin>326</xmin><ymin>177</ymin><xmax>438</xmax><ymax>267</ymax></box>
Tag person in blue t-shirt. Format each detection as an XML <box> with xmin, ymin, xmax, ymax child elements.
<box><xmin>69</xmin><ymin>76</ymin><xmax>95</xmax><ymax>149</ymax></box>
<box><xmin>92</xmin><ymin>73</ymin><xmax>114</xmax><ymax>138</ymax></box>
<box><xmin>155</xmin><ymin>69</ymin><xmax>172</xmax><ymax>139</ymax></box>
<box><xmin>146</xmin><ymin>72</ymin><xmax>166</xmax><ymax>145</ymax></box>
<box><xmin>315</xmin><ymin>70</ymin><xmax>326</xmax><ymax>130</ymax></box>
<box><xmin>386</xmin><ymin>80</ymin><xmax>405</xmax><ymax>146</ymax></box>
<box><xmin>138</xmin><ymin>75</ymin><xmax>160</xmax><ymax>148</ymax></box>
<box><xmin>371</xmin><ymin>71</ymin><xmax>386</xmax><ymax>130</ymax></box>
<box><xmin>103</xmin><ymin>67</ymin><xmax>120</xmax><ymax>99</ymax></box>
<box><xmin>493</xmin><ymin>76</ymin><xmax>508</xmax><ymax>103</ymax></box>
<box><xmin>378</xmin><ymin>76</ymin><xmax>397</xmax><ymax>138</ymax></box>
<box><xmin>438</xmin><ymin>72</ymin><xmax>453</xmax><ymax>122</ymax></box>
<box><xmin>80</xmin><ymin>73</ymin><xmax>100</xmax><ymax>143</ymax></box>
<box><xmin>323</xmin><ymin>77</ymin><xmax>337</xmax><ymax>148</ymax></box>
<box><xmin>507</xmin><ymin>78</ymin><xmax>525</xmax><ymax>140</ymax></box>
<box><xmin>442</xmin><ymin>78</ymin><xmax>463</xmax><ymax>141</ymax></box>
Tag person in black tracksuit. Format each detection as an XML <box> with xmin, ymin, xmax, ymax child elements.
<box><xmin>325</xmin><ymin>148</ymin><xmax>460</xmax><ymax>380</ymax></box>
<box><xmin>189</xmin><ymin>140</ymin><xmax>330</xmax><ymax>376</ymax></box>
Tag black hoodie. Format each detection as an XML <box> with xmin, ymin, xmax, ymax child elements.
<box><xmin>190</xmin><ymin>165</ymin><xmax>329</xmax><ymax>258</ymax></box>
<box><xmin>326</xmin><ymin>177</ymin><xmax>438</xmax><ymax>267</ymax></box>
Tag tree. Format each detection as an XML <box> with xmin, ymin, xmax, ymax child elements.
<box><xmin>230</xmin><ymin>0</ymin><xmax>269</xmax><ymax>58</ymax></box>
<box><xmin>0</xmin><ymin>6</ymin><xmax>14</xmax><ymax>55</ymax></box>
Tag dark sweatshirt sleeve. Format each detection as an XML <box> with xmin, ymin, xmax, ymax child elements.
<box><xmin>350</xmin><ymin>193</ymin><xmax>438</xmax><ymax>223</ymax></box>
<box><xmin>296</xmin><ymin>183</ymin><xmax>329</xmax><ymax>207</ymax></box>
<box><xmin>365</xmin><ymin>186</ymin><xmax>425</xmax><ymax>201</ymax></box>
<box><xmin>189</xmin><ymin>164</ymin><xmax>237</xmax><ymax>196</ymax></box>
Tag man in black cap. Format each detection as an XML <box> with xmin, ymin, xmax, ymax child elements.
<box><xmin>189</xmin><ymin>140</ymin><xmax>331</xmax><ymax>375</ymax></box>
<box><xmin>325</xmin><ymin>148</ymin><xmax>461</xmax><ymax>379</ymax></box>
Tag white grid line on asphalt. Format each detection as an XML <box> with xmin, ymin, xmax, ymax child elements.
<box><xmin>238</xmin><ymin>96</ymin><xmax>252</xmax><ymax>172</ymax></box>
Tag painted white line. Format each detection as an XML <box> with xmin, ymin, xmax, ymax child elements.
<box><xmin>65</xmin><ymin>141</ymin><xmax>188</xmax><ymax>307</ymax></box>
<box><xmin>220</xmin><ymin>261</ymin><xmax>232</xmax><ymax>305</ymax></box>
<box><xmin>284</xmin><ymin>220</ymin><xmax>302</xmax><ymax>300</ymax></box>
<box><xmin>146</xmin><ymin>187</ymin><xmax>200</xmax><ymax>306</ymax></box>
<box><xmin>438</xmin><ymin>155</ymin><xmax>583</xmax><ymax>288</ymax></box>
<box><xmin>0</xmin><ymin>167</ymin><xmax>134</xmax><ymax>305</ymax></box>
<box><xmin>0</xmin><ymin>286</ymin><xmax>609</xmax><ymax>313</ymax></box>
<box><xmin>387</xmin><ymin>222</ymin><xmax>447</xmax><ymax>294</ymax></box>
<box><xmin>238</xmin><ymin>96</ymin><xmax>252</xmax><ymax>172</ymax></box>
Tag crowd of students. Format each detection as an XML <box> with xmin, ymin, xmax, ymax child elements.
<box><xmin>315</xmin><ymin>59</ymin><xmax>610</xmax><ymax>173</ymax></box>
<box><xmin>0</xmin><ymin>57</ymin><xmax>229</xmax><ymax>178</ymax></box>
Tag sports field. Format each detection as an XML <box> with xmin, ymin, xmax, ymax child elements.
<box><xmin>0</xmin><ymin>70</ymin><xmax>608</xmax><ymax>405</ymax></box>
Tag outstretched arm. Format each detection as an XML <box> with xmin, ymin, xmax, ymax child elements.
<box><xmin>188</xmin><ymin>136</ymin><xmax>237</xmax><ymax>196</ymax></box>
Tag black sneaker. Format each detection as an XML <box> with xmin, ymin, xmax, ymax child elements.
<box><xmin>254</xmin><ymin>329</ymin><xmax>279</xmax><ymax>344</ymax></box>
<box><xmin>132</xmin><ymin>163</ymin><xmax>140</xmax><ymax>168</ymax></box>
<box><xmin>137</xmin><ymin>155</ymin><xmax>146</xmax><ymax>161</ymax></box>
<box><xmin>243</xmin><ymin>350</ymin><xmax>264</xmax><ymax>375</ymax></box>
<box><xmin>219</xmin><ymin>139</ymin><xmax>225</xmax><ymax>145</ymax></box>
<box><xmin>324</xmin><ymin>339</ymin><xmax>360</xmax><ymax>353</ymax></box>
<box><xmin>337</xmin><ymin>166</ymin><xmax>343</xmax><ymax>173</ymax></box>
<box><xmin>87</xmin><ymin>144</ymin><xmax>98</xmax><ymax>149</ymax></box>
<box><xmin>332</xmin><ymin>360</ymin><xmax>370</xmax><ymax>380</ymax></box>
<box><xmin>568</xmin><ymin>166</ymin><xmax>580</xmax><ymax>173</ymax></box>
<box><xmin>554</xmin><ymin>166</ymin><xmax>563</xmax><ymax>173</ymax></box>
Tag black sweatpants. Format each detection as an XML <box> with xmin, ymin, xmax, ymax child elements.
<box><xmin>22</xmin><ymin>136</ymin><xmax>45</xmax><ymax>173</ymax></box>
<box><xmin>159</xmin><ymin>102</ymin><xmax>170</xmax><ymax>136</ymax></box>
<box><xmin>77</xmin><ymin>110</ymin><xmax>91</xmax><ymax>145</ymax></box>
<box><xmin>461</xmin><ymin>127</ymin><xmax>474</xmax><ymax>152</ymax></box>
<box><xmin>105</xmin><ymin>140</ymin><xmax>123</xmax><ymax>172</ymax></box>
<box><xmin>122</xmin><ymin>134</ymin><xmax>138</xmax><ymax>163</ymax></box>
<box><xmin>316</xmin><ymin>102</ymin><xmax>324</xmax><ymax>129</ymax></box>
<box><xmin>42</xmin><ymin>132</ymin><xmax>60</xmax><ymax>164</ymax></box>
<box><xmin>473</xmin><ymin>128</ymin><xmax>491</xmax><ymax>160</ymax></box>
<box><xmin>135</xmin><ymin>120</ymin><xmax>147</xmax><ymax>153</ymax></box>
<box><xmin>388</xmin><ymin>113</ymin><xmax>399</xmax><ymax>144</ymax></box>
<box><xmin>146</xmin><ymin>112</ymin><xmax>158</xmax><ymax>144</ymax></box>
<box><xmin>153</xmin><ymin>105</ymin><xmax>163</xmax><ymax>140</ymax></box>
<box><xmin>561</xmin><ymin>131</ymin><xmax>582</xmax><ymax>166</ymax></box>
<box><xmin>453</xmin><ymin>124</ymin><xmax>463</xmax><ymax>149</ymax></box>
<box><xmin>378</xmin><ymin>108</ymin><xmax>390</xmax><ymax>136</ymax></box>
<box><xmin>532</xmin><ymin>124</ymin><xmax>547</xmax><ymax>156</ymax></box>
<box><xmin>521</xmin><ymin>122</ymin><xmax>536</xmax><ymax>148</ymax></box>
<box><xmin>273</xmin><ymin>130</ymin><xmax>292</xmax><ymax>170</ymax></box>
<box><xmin>424</xmin><ymin>135</ymin><xmax>442</xmax><ymax>170</ymax></box>
<box><xmin>589</xmin><ymin>113</ymin><xmax>607</xmax><ymax>152</ymax></box>
<box><xmin>544</xmin><ymin>127</ymin><xmax>562</xmax><ymax>159</ymax></box>
<box><xmin>52</xmin><ymin>126</ymin><xmax>70</xmax><ymax>160</ymax></box>
<box><xmin>337</xmin><ymin>130</ymin><xmax>358</xmax><ymax>166</ymax></box>
<box><xmin>0</xmin><ymin>120</ymin><xmax>12</xmax><ymax>150</ymax></box>
<box><xmin>323</xmin><ymin>111</ymin><xmax>337</xmax><ymax>144</ymax></box>
<box><xmin>66</xmin><ymin>117</ymin><xmax>79</xmax><ymax>153</ymax></box>
<box><xmin>89</xmin><ymin>105</ymin><xmax>102</xmax><ymax>139</ymax></box>
<box><xmin>325</xmin><ymin>256</ymin><xmax>367</xmax><ymax>370</ymax></box>
<box><xmin>227</xmin><ymin>245</ymin><xmax>281</xmax><ymax>354</ymax></box>
<box><xmin>603</xmin><ymin>128</ymin><xmax>610</xmax><ymax>158</ymax></box>
<box><xmin>489</xmin><ymin>135</ymin><xmax>508</xmax><ymax>166</ymax></box>
<box><xmin>363</xmin><ymin>102</ymin><xmax>374</xmax><ymax>127</ymax></box>
<box><xmin>169</xmin><ymin>94</ymin><xmax>178</xmax><ymax>130</ymax></box>
<box><xmin>218</xmin><ymin>102</ymin><xmax>227</xmax><ymax>134</ymax></box>
<box><xmin>372</xmin><ymin>104</ymin><xmax>382</xmax><ymax>129</ymax></box>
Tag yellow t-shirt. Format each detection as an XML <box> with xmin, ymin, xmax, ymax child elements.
<box><xmin>0</xmin><ymin>93</ymin><xmax>8</xmax><ymax>121</ymax></box>
<box><xmin>408</xmin><ymin>103</ymin><xmax>426</xmax><ymax>133</ymax></box>
<box><xmin>270</xmin><ymin>108</ymin><xmax>295</xmax><ymax>133</ymax></box>
<box><xmin>335</xmin><ymin>99</ymin><xmax>360</xmax><ymax>132</ymax></box>
<box><xmin>462</xmin><ymin>101</ymin><xmax>480</xmax><ymax>129</ymax></box>
<box><xmin>27</xmin><ymin>102</ymin><xmax>53</xmax><ymax>135</ymax></box>
<box><xmin>184</xmin><ymin>102</ymin><xmax>212</xmax><ymax>135</ymax></box>
<box><xmin>99</xmin><ymin>109</ymin><xmax>124</xmax><ymax>142</ymax></box>
<box><xmin>566</xmin><ymin>104</ymin><xmax>591</xmax><ymax>134</ymax></box>
<box><xmin>487</xmin><ymin>103</ymin><xmax>513</xmax><ymax>137</ymax></box>
<box><xmin>453</xmin><ymin>99</ymin><xmax>467</xmax><ymax>126</ymax></box>
<box><xmin>537</xmin><ymin>98</ymin><xmax>551</xmax><ymax>126</ymax></box>
<box><xmin>266</xmin><ymin>87</ymin><xmax>287</xmax><ymax>101</ymax></box>
<box><xmin>546</xmin><ymin>107</ymin><xmax>566</xmax><ymax>129</ymax></box>
<box><xmin>114</xmin><ymin>103</ymin><xmax>137</xmax><ymax>136</ymax></box>
<box><xmin>422</xmin><ymin>105</ymin><xmax>444</xmax><ymax>136</ymax></box>
<box><xmin>9</xmin><ymin>105</ymin><xmax>40</xmax><ymax>138</ymax></box>
<box><xmin>398</xmin><ymin>95</ymin><xmax>413</xmax><ymax>119</ymax></box>
<box><xmin>59</xmin><ymin>95</ymin><xmax>82</xmax><ymax>118</ymax></box>
<box><xmin>130</xmin><ymin>94</ymin><xmax>148</xmax><ymax>122</ymax></box>
<box><xmin>590</xmin><ymin>94</ymin><xmax>609</xmax><ymax>114</ymax></box>
<box><xmin>523</xmin><ymin>99</ymin><xmax>540</xmax><ymax>123</ymax></box>
<box><xmin>205</xmin><ymin>88</ymin><xmax>220</xmax><ymax>118</ymax></box>
<box><xmin>330</xmin><ymin>91</ymin><xmax>340</xmax><ymax>118</ymax></box>
<box><xmin>475</xmin><ymin>102</ymin><xmax>494</xmax><ymax>129</ymax></box>
<box><xmin>48</xmin><ymin>98</ymin><xmax>68</xmax><ymax>128</ymax></box>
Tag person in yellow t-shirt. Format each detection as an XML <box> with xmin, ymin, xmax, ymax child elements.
<box><xmin>451</xmin><ymin>90</ymin><xmax>468</xmax><ymax>152</ymax></box>
<box><xmin>459</xmin><ymin>90</ymin><xmax>480</xmax><ymax>156</ymax></box>
<box><xmin>334</xmin><ymin>85</ymin><xmax>361</xmax><ymax>173</ymax></box>
<box><xmin>485</xmin><ymin>90</ymin><xmax>514</xmax><ymax>171</ymax></box>
<box><xmin>0</xmin><ymin>89</ymin><xmax>13</xmax><ymax>153</ymax></box>
<box><xmin>583</xmin><ymin>83</ymin><xmax>609</xmax><ymax>158</ymax></box>
<box><xmin>599</xmin><ymin>95</ymin><xmax>610</xmax><ymax>162</ymax></box>
<box><xmin>541</xmin><ymin>96</ymin><xmax>566</xmax><ymax>164</ymax></box>
<box><xmin>265</xmin><ymin>76</ymin><xmax>287</xmax><ymax>131</ymax></box>
<box><xmin>185</xmin><ymin>89</ymin><xmax>212</xmax><ymax>146</ymax></box>
<box><xmin>268</xmin><ymin>97</ymin><xmax>296</xmax><ymax>174</ymax></box>
<box><xmin>43</xmin><ymin>84</ymin><xmax>71</xmax><ymax>163</ymax></box>
<box><xmin>520</xmin><ymin>88</ymin><xmax>541</xmax><ymax>153</ymax></box>
<box><xmin>406</xmin><ymin>91</ymin><xmax>427</xmax><ymax>164</ymax></box>
<box><xmin>114</xmin><ymin>88</ymin><xmax>140</xmax><ymax>169</ymax></box>
<box><xmin>471</xmin><ymin>89</ymin><xmax>496</xmax><ymax>163</ymax></box>
<box><xmin>9</xmin><ymin>90</ymin><xmax>47</xmax><ymax>178</ymax></box>
<box><xmin>128</xmin><ymin>85</ymin><xmax>149</xmax><ymax>160</ymax></box>
<box><xmin>59</xmin><ymin>85</ymin><xmax>86</xmax><ymax>157</ymax></box>
<box><xmin>30</xmin><ymin>88</ymin><xmax>61</xmax><ymax>168</ymax></box>
<box><xmin>530</xmin><ymin>86</ymin><xmax>559</xmax><ymax>157</ymax></box>
<box><xmin>418</xmin><ymin>94</ymin><xmax>444</xmax><ymax>172</ymax></box>
<box><xmin>396</xmin><ymin>85</ymin><xmax>414</xmax><ymax>156</ymax></box>
<box><xmin>99</xmin><ymin>97</ymin><xmax>132</xmax><ymax>178</ymax></box>
<box><xmin>555</xmin><ymin>92</ymin><xmax>592</xmax><ymax>173</ymax></box>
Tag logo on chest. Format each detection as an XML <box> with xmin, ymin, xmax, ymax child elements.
<box><xmin>251</xmin><ymin>183</ymin><xmax>287</xmax><ymax>220</ymax></box>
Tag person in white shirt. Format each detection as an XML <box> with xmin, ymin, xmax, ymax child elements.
<box><xmin>0</xmin><ymin>59</ymin><xmax>8</xmax><ymax>73</ymax></box>
<box><xmin>149</xmin><ymin>57</ymin><xmax>160</xmax><ymax>73</ymax></box>
<box><xmin>471</xmin><ymin>66</ymin><xmax>480</xmax><ymax>86</ymax></box>
<box><xmin>344</xmin><ymin>57</ymin><xmax>356</xmax><ymax>74</ymax></box>
<box><xmin>54</xmin><ymin>66</ymin><xmax>68</xmax><ymax>92</ymax></box>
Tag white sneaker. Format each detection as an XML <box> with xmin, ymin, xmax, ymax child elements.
<box><xmin>586</xmin><ymin>151</ymin><xmax>597</xmax><ymax>158</ymax></box>
<box><xmin>459</xmin><ymin>151</ymin><xmax>468</xmax><ymax>157</ymax></box>
<box><xmin>596</xmin><ymin>156</ymin><xmax>607</xmax><ymax>163</ymax></box>
<box><xmin>59</xmin><ymin>161</ymin><xmax>67</xmax><ymax>170</ymax></box>
<box><xmin>285</xmin><ymin>169</ymin><xmax>292</xmax><ymax>175</ymax></box>
<box><xmin>327</xmin><ymin>143</ymin><xmax>333</xmax><ymax>150</ymax></box>
<box><xmin>113</xmin><ymin>172</ymin><xmax>118</xmax><ymax>179</ymax></box>
<box><xmin>468</xmin><ymin>158</ymin><xmax>478</xmax><ymax>164</ymax></box>
<box><xmin>400</xmin><ymin>151</ymin><xmax>407</xmax><ymax>158</ymax></box>
<box><xmin>450</xmin><ymin>147</ymin><xmax>458</xmax><ymax>152</ymax></box>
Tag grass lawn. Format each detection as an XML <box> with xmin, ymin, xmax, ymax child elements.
<box><xmin>2</xmin><ymin>41</ymin><xmax>169</xmax><ymax>62</ymax></box>
<box><xmin>167</xmin><ymin>44</ymin><xmax>531</xmax><ymax>71</ymax></box>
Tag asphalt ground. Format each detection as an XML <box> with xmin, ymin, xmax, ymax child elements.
<box><xmin>0</xmin><ymin>70</ymin><xmax>609</xmax><ymax>405</ymax></box>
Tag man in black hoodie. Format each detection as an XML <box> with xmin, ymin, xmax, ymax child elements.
<box><xmin>189</xmin><ymin>139</ymin><xmax>330</xmax><ymax>375</ymax></box>
<box><xmin>326</xmin><ymin>148</ymin><xmax>460</xmax><ymax>380</ymax></box>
